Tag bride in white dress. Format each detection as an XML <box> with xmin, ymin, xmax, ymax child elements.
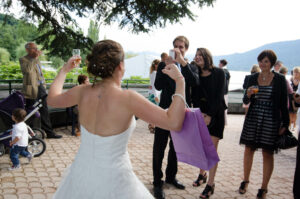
<box><xmin>47</xmin><ymin>40</ymin><xmax>186</xmax><ymax>199</ymax></box>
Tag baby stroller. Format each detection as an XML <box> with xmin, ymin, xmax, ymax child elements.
<box><xmin>0</xmin><ymin>90</ymin><xmax>47</xmax><ymax>157</ymax></box>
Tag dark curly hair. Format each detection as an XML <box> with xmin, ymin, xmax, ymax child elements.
<box><xmin>86</xmin><ymin>40</ymin><xmax>124</xmax><ymax>80</ymax></box>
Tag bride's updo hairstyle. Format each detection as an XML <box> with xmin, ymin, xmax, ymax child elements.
<box><xmin>86</xmin><ymin>40</ymin><xmax>124</xmax><ymax>81</ymax></box>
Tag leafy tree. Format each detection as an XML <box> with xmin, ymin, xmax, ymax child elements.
<box><xmin>125</xmin><ymin>52</ymin><xmax>138</xmax><ymax>59</ymax></box>
<box><xmin>0</xmin><ymin>14</ymin><xmax>39</xmax><ymax>60</ymax></box>
<box><xmin>1</xmin><ymin>0</ymin><xmax>215</xmax><ymax>57</ymax></box>
<box><xmin>87</xmin><ymin>20</ymin><xmax>99</xmax><ymax>43</ymax></box>
<box><xmin>0</xmin><ymin>25</ymin><xmax>18</xmax><ymax>59</ymax></box>
<box><xmin>0</xmin><ymin>47</ymin><xmax>10</xmax><ymax>64</ymax></box>
<box><xmin>49</xmin><ymin>56</ymin><xmax>65</xmax><ymax>69</ymax></box>
<box><xmin>15</xmin><ymin>42</ymin><xmax>27</xmax><ymax>60</ymax></box>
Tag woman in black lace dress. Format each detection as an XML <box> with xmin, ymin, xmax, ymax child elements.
<box><xmin>238</xmin><ymin>50</ymin><xmax>289</xmax><ymax>199</ymax></box>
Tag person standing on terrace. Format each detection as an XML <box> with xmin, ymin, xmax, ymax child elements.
<box><xmin>153</xmin><ymin>36</ymin><xmax>193</xmax><ymax>199</ymax></box>
<box><xmin>239</xmin><ymin>50</ymin><xmax>289</xmax><ymax>199</ymax></box>
<box><xmin>292</xmin><ymin>66</ymin><xmax>300</xmax><ymax>199</ymax></box>
<box><xmin>48</xmin><ymin>39</ymin><xmax>186</xmax><ymax>198</ymax></box>
<box><xmin>19</xmin><ymin>42</ymin><xmax>62</xmax><ymax>139</ymax></box>
<box><xmin>218</xmin><ymin>59</ymin><xmax>230</xmax><ymax>125</ymax></box>
<box><xmin>183</xmin><ymin>48</ymin><xmax>226</xmax><ymax>199</ymax></box>
<box><xmin>148</xmin><ymin>59</ymin><xmax>160</xmax><ymax>133</ymax></box>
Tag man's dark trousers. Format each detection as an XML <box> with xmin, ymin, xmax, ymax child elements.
<box><xmin>26</xmin><ymin>84</ymin><xmax>54</xmax><ymax>136</ymax></box>
<box><xmin>153</xmin><ymin>127</ymin><xmax>177</xmax><ymax>187</ymax></box>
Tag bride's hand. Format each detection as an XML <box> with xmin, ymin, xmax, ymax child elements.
<box><xmin>61</xmin><ymin>56</ymin><xmax>81</xmax><ymax>73</ymax></box>
<box><xmin>162</xmin><ymin>64</ymin><xmax>183</xmax><ymax>81</ymax></box>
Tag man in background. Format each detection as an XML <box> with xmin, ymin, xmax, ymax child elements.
<box><xmin>219</xmin><ymin>59</ymin><xmax>230</xmax><ymax>125</ymax></box>
<box><xmin>274</xmin><ymin>60</ymin><xmax>283</xmax><ymax>72</ymax></box>
<box><xmin>160</xmin><ymin>52</ymin><xmax>168</xmax><ymax>63</ymax></box>
<box><xmin>19</xmin><ymin>42</ymin><xmax>62</xmax><ymax>139</ymax></box>
<box><xmin>153</xmin><ymin>36</ymin><xmax>191</xmax><ymax>199</ymax></box>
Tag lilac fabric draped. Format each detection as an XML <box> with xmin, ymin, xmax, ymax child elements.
<box><xmin>171</xmin><ymin>108</ymin><xmax>220</xmax><ymax>170</ymax></box>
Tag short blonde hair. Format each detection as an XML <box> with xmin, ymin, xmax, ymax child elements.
<box><xmin>293</xmin><ymin>66</ymin><xmax>300</xmax><ymax>74</ymax></box>
<box><xmin>279</xmin><ymin>66</ymin><xmax>288</xmax><ymax>75</ymax></box>
<box><xmin>251</xmin><ymin>64</ymin><xmax>260</xmax><ymax>74</ymax></box>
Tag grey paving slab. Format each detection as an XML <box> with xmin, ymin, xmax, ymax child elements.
<box><xmin>0</xmin><ymin>115</ymin><xmax>297</xmax><ymax>199</ymax></box>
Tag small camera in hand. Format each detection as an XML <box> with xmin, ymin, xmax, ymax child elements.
<box><xmin>169</xmin><ymin>49</ymin><xmax>175</xmax><ymax>60</ymax></box>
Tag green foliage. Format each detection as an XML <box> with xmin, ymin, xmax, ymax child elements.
<box><xmin>15</xmin><ymin>43</ymin><xmax>27</xmax><ymax>60</ymax></box>
<box><xmin>0</xmin><ymin>61</ymin><xmax>150</xmax><ymax>86</ymax></box>
<box><xmin>1</xmin><ymin>0</ymin><xmax>215</xmax><ymax>57</ymax></box>
<box><xmin>125</xmin><ymin>52</ymin><xmax>138</xmax><ymax>59</ymax></box>
<box><xmin>0</xmin><ymin>48</ymin><xmax>10</xmax><ymax>64</ymax></box>
<box><xmin>0</xmin><ymin>63</ymin><xmax>23</xmax><ymax>79</ymax></box>
<box><xmin>42</xmin><ymin>70</ymin><xmax>57</xmax><ymax>82</ymax></box>
<box><xmin>0</xmin><ymin>14</ymin><xmax>39</xmax><ymax>60</ymax></box>
<box><xmin>57</xmin><ymin>66</ymin><xmax>89</xmax><ymax>82</ymax></box>
<box><xmin>87</xmin><ymin>20</ymin><xmax>99</xmax><ymax>43</ymax></box>
<box><xmin>49</xmin><ymin>56</ymin><xmax>64</xmax><ymax>69</ymax></box>
<box><xmin>122</xmin><ymin>76</ymin><xmax>150</xmax><ymax>84</ymax></box>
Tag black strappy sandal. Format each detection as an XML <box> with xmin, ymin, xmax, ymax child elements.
<box><xmin>238</xmin><ymin>181</ymin><xmax>249</xmax><ymax>194</ymax></box>
<box><xmin>200</xmin><ymin>184</ymin><xmax>215</xmax><ymax>199</ymax></box>
<box><xmin>256</xmin><ymin>189</ymin><xmax>267</xmax><ymax>199</ymax></box>
<box><xmin>193</xmin><ymin>173</ymin><xmax>207</xmax><ymax>187</ymax></box>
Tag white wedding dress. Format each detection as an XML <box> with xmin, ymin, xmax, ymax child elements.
<box><xmin>53</xmin><ymin>118</ymin><xmax>154</xmax><ymax>199</ymax></box>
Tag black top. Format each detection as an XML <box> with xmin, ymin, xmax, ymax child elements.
<box><xmin>197</xmin><ymin>75</ymin><xmax>213</xmax><ymax>113</ymax></box>
<box><xmin>243</xmin><ymin>75</ymin><xmax>251</xmax><ymax>90</ymax></box>
<box><xmin>223</xmin><ymin>68</ymin><xmax>230</xmax><ymax>94</ymax></box>
<box><xmin>154</xmin><ymin>62</ymin><xmax>192</xmax><ymax>109</ymax></box>
<box><xmin>243</xmin><ymin>72</ymin><xmax>289</xmax><ymax>128</ymax></box>
<box><xmin>291</xmin><ymin>80</ymin><xmax>298</xmax><ymax>92</ymax></box>
<box><xmin>181</xmin><ymin>65</ymin><xmax>227</xmax><ymax>117</ymax></box>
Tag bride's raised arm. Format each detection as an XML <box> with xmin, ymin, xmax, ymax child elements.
<box><xmin>128</xmin><ymin>64</ymin><xmax>186</xmax><ymax>131</ymax></box>
<box><xmin>47</xmin><ymin>57</ymin><xmax>82</xmax><ymax>108</ymax></box>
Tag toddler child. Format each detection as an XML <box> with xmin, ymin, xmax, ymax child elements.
<box><xmin>9</xmin><ymin>108</ymin><xmax>32</xmax><ymax>170</ymax></box>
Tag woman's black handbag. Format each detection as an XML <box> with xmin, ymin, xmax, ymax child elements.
<box><xmin>277</xmin><ymin>130</ymin><xmax>298</xmax><ymax>149</ymax></box>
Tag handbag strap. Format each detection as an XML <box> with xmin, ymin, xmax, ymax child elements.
<box><xmin>172</xmin><ymin>93</ymin><xmax>193</xmax><ymax>111</ymax></box>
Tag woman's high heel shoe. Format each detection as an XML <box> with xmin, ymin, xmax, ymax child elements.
<box><xmin>256</xmin><ymin>189</ymin><xmax>267</xmax><ymax>199</ymax></box>
<box><xmin>193</xmin><ymin>173</ymin><xmax>207</xmax><ymax>187</ymax></box>
<box><xmin>200</xmin><ymin>184</ymin><xmax>215</xmax><ymax>199</ymax></box>
<box><xmin>238</xmin><ymin>181</ymin><xmax>249</xmax><ymax>194</ymax></box>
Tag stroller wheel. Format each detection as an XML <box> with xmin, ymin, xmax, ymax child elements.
<box><xmin>27</xmin><ymin>138</ymin><xmax>46</xmax><ymax>157</ymax></box>
<box><xmin>31</xmin><ymin>128</ymin><xmax>46</xmax><ymax>139</ymax></box>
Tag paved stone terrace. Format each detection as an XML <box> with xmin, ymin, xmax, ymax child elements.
<box><xmin>0</xmin><ymin>115</ymin><xmax>297</xmax><ymax>199</ymax></box>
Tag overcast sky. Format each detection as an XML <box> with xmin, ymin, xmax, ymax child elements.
<box><xmin>8</xmin><ymin>0</ymin><xmax>300</xmax><ymax>56</ymax></box>
<box><xmin>77</xmin><ymin>0</ymin><xmax>300</xmax><ymax>56</ymax></box>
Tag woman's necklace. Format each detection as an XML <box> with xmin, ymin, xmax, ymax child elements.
<box><xmin>261</xmin><ymin>72</ymin><xmax>272</xmax><ymax>81</ymax></box>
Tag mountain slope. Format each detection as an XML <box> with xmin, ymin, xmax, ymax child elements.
<box><xmin>212</xmin><ymin>39</ymin><xmax>300</xmax><ymax>72</ymax></box>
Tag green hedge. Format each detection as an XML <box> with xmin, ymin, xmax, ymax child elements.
<box><xmin>122</xmin><ymin>76</ymin><xmax>150</xmax><ymax>84</ymax></box>
<box><xmin>0</xmin><ymin>63</ymin><xmax>149</xmax><ymax>84</ymax></box>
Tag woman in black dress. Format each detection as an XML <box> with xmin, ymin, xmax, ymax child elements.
<box><xmin>181</xmin><ymin>48</ymin><xmax>226</xmax><ymax>199</ymax></box>
<box><xmin>239</xmin><ymin>50</ymin><xmax>289</xmax><ymax>199</ymax></box>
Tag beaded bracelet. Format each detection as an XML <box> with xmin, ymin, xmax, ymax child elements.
<box><xmin>172</xmin><ymin>93</ymin><xmax>189</xmax><ymax>108</ymax></box>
